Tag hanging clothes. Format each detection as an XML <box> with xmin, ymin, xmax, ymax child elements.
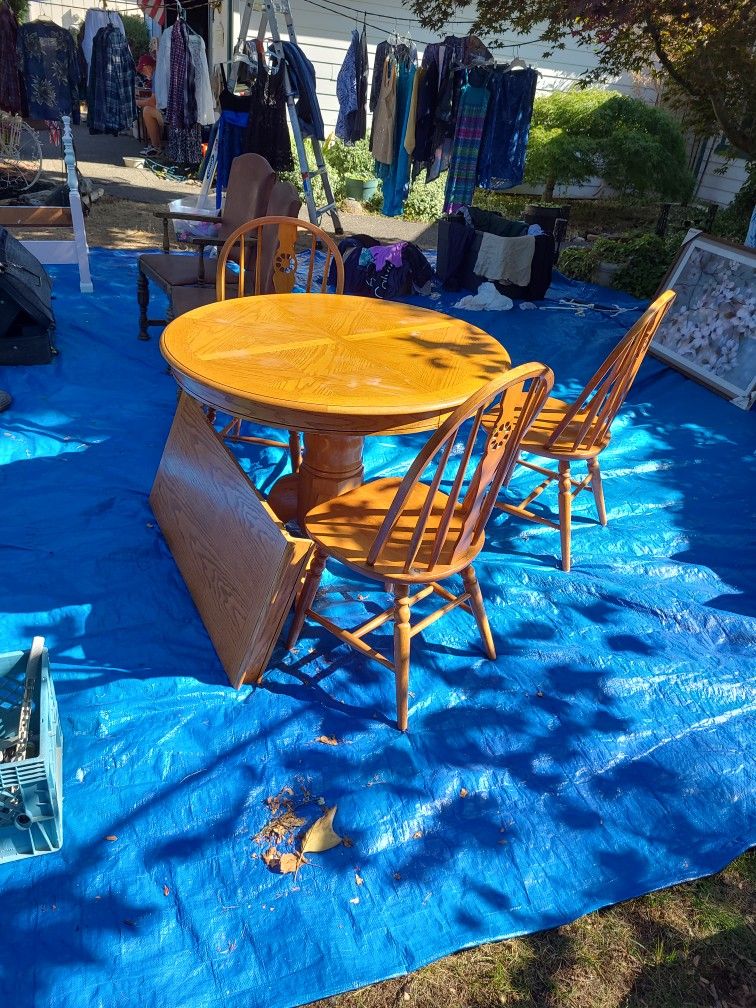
<box><xmin>477</xmin><ymin>66</ymin><xmax>538</xmax><ymax>190</ymax></box>
<box><xmin>0</xmin><ymin>0</ymin><xmax>23</xmax><ymax>115</ymax></box>
<box><xmin>82</xmin><ymin>7</ymin><xmax>124</xmax><ymax>67</ymax></box>
<box><xmin>245</xmin><ymin>42</ymin><xmax>293</xmax><ymax>172</ymax></box>
<box><xmin>444</xmin><ymin>72</ymin><xmax>490</xmax><ymax>214</ymax></box>
<box><xmin>422</xmin><ymin>35</ymin><xmax>492</xmax><ymax>183</ymax></box>
<box><xmin>371</xmin><ymin>56</ymin><xmax>396</xmax><ymax>165</ymax></box>
<box><xmin>216</xmin><ymin>90</ymin><xmax>251</xmax><ymax>207</ymax></box>
<box><xmin>404</xmin><ymin>65</ymin><xmax>423</xmax><ymax>157</ymax></box>
<box><xmin>154</xmin><ymin>22</ymin><xmax>215</xmax><ymax>125</ymax></box>
<box><xmin>335</xmin><ymin>28</ymin><xmax>359</xmax><ymax>143</ymax></box>
<box><xmin>166</xmin><ymin>19</ymin><xmax>200</xmax><ymax>164</ymax></box>
<box><xmin>376</xmin><ymin>61</ymin><xmax>416</xmax><ymax>217</ymax></box>
<box><xmin>281</xmin><ymin>41</ymin><xmax>324</xmax><ymax>141</ymax></box>
<box><xmin>155</xmin><ymin>20</ymin><xmax>215</xmax><ymax>165</ymax></box>
<box><xmin>17</xmin><ymin>21</ymin><xmax>80</xmax><ymax>124</ymax></box>
<box><xmin>87</xmin><ymin>24</ymin><xmax>136</xmax><ymax>135</ymax></box>
<box><xmin>411</xmin><ymin>56</ymin><xmax>438</xmax><ymax>176</ymax></box>
<box><xmin>354</xmin><ymin>26</ymin><xmax>368</xmax><ymax>142</ymax></box>
<box><xmin>370</xmin><ymin>38</ymin><xmax>417</xmax><ymax>112</ymax></box>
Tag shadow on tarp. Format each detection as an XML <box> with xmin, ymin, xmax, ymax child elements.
<box><xmin>0</xmin><ymin>249</ymin><xmax>753</xmax><ymax>1008</ymax></box>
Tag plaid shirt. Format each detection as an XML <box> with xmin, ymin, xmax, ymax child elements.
<box><xmin>17</xmin><ymin>22</ymin><xmax>80</xmax><ymax>124</ymax></box>
<box><xmin>87</xmin><ymin>25</ymin><xmax>135</xmax><ymax>134</ymax></box>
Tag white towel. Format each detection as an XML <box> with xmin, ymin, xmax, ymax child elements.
<box><xmin>454</xmin><ymin>282</ymin><xmax>513</xmax><ymax>312</ymax></box>
<box><xmin>474</xmin><ymin>233</ymin><xmax>536</xmax><ymax>287</ymax></box>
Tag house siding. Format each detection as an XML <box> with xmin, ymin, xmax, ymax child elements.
<box><xmin>218</xmin><ymin>0</ymin><xmax>659</xmax><ymax>134</ymax></box>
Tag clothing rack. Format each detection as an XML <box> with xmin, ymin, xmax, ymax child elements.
<box><xmin>199</xmin><ymin>0</ymin><xmax>342</xmax><ymax>234</ymax></box>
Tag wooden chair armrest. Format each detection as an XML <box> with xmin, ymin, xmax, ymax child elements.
<box><xmin>190</xmin><ymin>236</ymin><xmax>227</xmax><ymax>250</ymax></box>
<box><xmin>153</xmin><ymin>210</ymin><xmax>223</xmax><ymax>252</ymax></box>
<box><xmin>153</xmin><ymin>209</ymin><xmax>223</xmax><ymax>224</ymax></box>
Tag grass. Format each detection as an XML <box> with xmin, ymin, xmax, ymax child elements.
<box><xmin>313</xmin><ymin>851</ymin><xmax>756</xmax><ymax>1008</ymax></box>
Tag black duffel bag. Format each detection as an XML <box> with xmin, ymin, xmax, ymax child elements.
<box><xmin>0</xmin><ymin>227</ymin><xmax>56</xmax><ymax>365</ymax></box>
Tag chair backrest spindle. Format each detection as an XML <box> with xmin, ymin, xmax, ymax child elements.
<box><xmin>366</xmin><ymin>363</ymin><xmax>554</xmax><ymax>575</ymax></box>
<box><xmin>215</xmin><ymin>216</ymin><xmax>345</xmax><ymax>301</ymax></box>
<box><xmin>547</xmin><ymin>290</ymin><xmax>676</xmax><ymax>453</ymax></box>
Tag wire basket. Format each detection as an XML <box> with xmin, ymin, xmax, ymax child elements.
<box><xmin>0</xmin><ymin>642</ymin><xmax>63</xmax><ymax>863</ymax></box>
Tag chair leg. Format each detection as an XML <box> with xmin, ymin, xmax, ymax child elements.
<box><xmin>558</xmin><ymin>460</ymin><xmax>572</xmax><ymax>572</ymax></box>
<box><xmin>393</xmin><ymin>585</ymin><xmax>411</xmax><ymax>731</ymax></box>
<box><xmin>287</xmin><ymin>549</ymin><xmax>326</xmax><ymax>649</ymax></box>
<box><xmin>288</xmin><ymin>430</ymin><xmax>302</xmax><ymax>473</ymax></box>
<box><xmin>588</xmin><ymin>457</ymin><xmax>607</xmax><ymax>526</ymax></box>
<box><xmin>461</xmin><ymin>566</ymin><xmax>496</xmax><ymax>660</ymax></box>
<box><xmin>137</xmin><ymin>268</ymin><xmax>150</xmax><ymax>340</ymax></box>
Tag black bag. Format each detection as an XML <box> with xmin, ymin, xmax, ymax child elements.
<box><xmin>0</xmin><ymin>227</ymin><xmax>56</xmax><ymax>365</ymax></box>
<box><xmin>436</xmin><ymin>215</ymin><xmax>555</xmax><ymax>301</ymax></box>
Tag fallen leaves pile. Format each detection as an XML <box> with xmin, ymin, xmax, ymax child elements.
<box><xmin>255</xmin><ymin>786</ymin><xmax>348</xmax><ymax>876</ymax></box>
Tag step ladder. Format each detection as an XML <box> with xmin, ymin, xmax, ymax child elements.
<box><xmin>201</xmin><ymin>0</ymin><xmax>342</xmax><ymax>234</ymax></box>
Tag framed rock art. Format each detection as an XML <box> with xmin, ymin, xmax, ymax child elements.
<box><xmin>651</xmin><ymin>233</ymin><xmax>756</xmax><ymax>409</ymax></box>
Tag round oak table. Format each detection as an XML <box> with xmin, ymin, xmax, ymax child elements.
<box><xmin>161</xmin><ymin>293</ymin><xmax>511</xmax><ymax>524</ymax></box>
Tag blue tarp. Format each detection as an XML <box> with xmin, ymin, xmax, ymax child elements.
<box><xmin>1</xmin><ymin>250</ymin><xmax>754</xmax><ymax>1008</ymax></box>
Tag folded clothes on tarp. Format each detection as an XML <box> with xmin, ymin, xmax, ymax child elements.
<box><xmin>474</xmin><ymin>232</ymin><xmax>536</xmax><ymax>287</ymax></box>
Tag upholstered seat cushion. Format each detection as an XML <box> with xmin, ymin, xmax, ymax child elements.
<box><xmin>170</xmin><ymin>285</ymin><xmax>236</xmax><ymax>317</ymax></box>
<box><xmin>139</xmin><ymin>253</ymin><xmax>216</xmax><ymax>289</ymax></box>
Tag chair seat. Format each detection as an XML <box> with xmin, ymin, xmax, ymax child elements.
<box><xmin>304</xmin><ymin>477</ymin><xmax>484</xmax><ymax>583</ymax></box>
<box><xmin>485</xmin><ymin>396</ymin><xmax>610</xmax><ymax>460</ymax></box>
<box><xmin>139</xmin><ymin>253</ymin><xmax>216</xmax><ymax>289</ymax></box>
<box><xmin>171</xmin><ymin>284</ymin><xmax>233</xmax><ymax>317</ymax></box>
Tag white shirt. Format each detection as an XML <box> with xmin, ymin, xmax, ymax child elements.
<box><xmin>82</xmin><ymin>9</ymin><xmax>125</xmax><ymax>67</ymax></box>
<box><xmin>154</xmin><ymin>23</ymin><xmax>216</xmax><ymax>126</ymax></box>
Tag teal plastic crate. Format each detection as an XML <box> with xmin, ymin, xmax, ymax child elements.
<box><xmin>0</xmin><ymin>643</ymin><xmax>63</xmax><ymax>863</ymax></box>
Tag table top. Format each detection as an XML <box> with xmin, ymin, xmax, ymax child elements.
<box><xmin>161</xmin><ymin>294</ymin><xmax>511</xmax><ymax>435</ymax></box>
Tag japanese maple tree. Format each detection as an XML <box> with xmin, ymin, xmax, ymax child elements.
<box><xmin>407</xmin><ymin>0</ymin><xmax>756</xmax><ymax>160</ymax></box>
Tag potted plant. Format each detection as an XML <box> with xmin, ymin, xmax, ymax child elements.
<box><xmin>343</xmin><ymin>172</ymin><xmax>380</xmax><ymax>202</ymax></box>
<box><xmin>323</xmin><ymin>137</ymin><xmax>379</xmax><ymax>206</ymax></box>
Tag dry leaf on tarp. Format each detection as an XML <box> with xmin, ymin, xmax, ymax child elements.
<box><xmin>262</xmin><ymin>847</ymin><xmax>280</xmax><ymax>867</ymax></box>
<box><xmin>279</xmin><ymin>853</ymin><xmax>307</xmax><ymax>875</ymax></box>
<box><xmin>301</xmin><ymin>805</ymin><xmax>342</xmax><ymax>854</ymax></box>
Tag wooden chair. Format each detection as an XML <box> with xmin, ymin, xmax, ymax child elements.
<box><xmin>492</xmin><ymin>290</ymin><xmax>676</xmax><ymax>572</ymax></box>
<box><xmin>167</xmin><ymin>180</ymin><xmax>304</xmax><ymax>316</ymax></box>
<box><xmin>287</xmin><ymin>362</ymin><xmax>554</xmax><ymax>731</ymax></box>
<box><xmin>173</xmin><ymin>214</ymin><xmax>345</xmax><ymax>472</ymax></box>
<box><xmin>136</xmin><ymin>153</ymin><xmax>277</xmax><ymax>340</ymax></box>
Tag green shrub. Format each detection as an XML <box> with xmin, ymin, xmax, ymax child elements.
<box><xmin>280</xmin><ymin>136</ymin><xmax>345</xmax><ymax>207</ymax></box>
<box><xmin>7</xmin><ymin>0</ymin><xmax>28</xmax><ymax>21</ymax></box>
<box><xmin>403</xmin><ymin>175</ymin><xmax>446</xmax><ymax>222</ymax></box>
<box><xmin>559</xmin><ymin>230</ymin><xmax>681</xmax><ymax>298</ymax></box>
<box><xmin>558</xmin><ymin>246</ymin><xmax>595</xmax><ymax>282</ymax></box>
<box><xmin>122</xmin><ymin>14</ymin><xmax>150</xmax><ymax>61</ymax></box>
<box><xmin>322</xmin><ymin>137</ymin><xmax>376</xmax><ymax>181</ymax></box>
<box><xmin>525</xmin><ymin>89</ymin><xmax>694</xmax><ymax>203</ymax></box>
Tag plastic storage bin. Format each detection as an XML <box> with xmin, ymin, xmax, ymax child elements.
<box><xmin>0</xmin><ymin>643</ymin><xmax>63</xmax><ymax>863</ymax></box>
<box><xmin>169</xmin><ymin>195</ymin><xmax>223</xmax><ymax>242</ymax></box>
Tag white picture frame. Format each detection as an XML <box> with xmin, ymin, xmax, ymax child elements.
<box><xmin>651</xmin><ymin>233</ymin><xmax>756</xmax><ymax>409</ymax></box>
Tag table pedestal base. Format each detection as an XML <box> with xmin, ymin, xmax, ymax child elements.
<box><xmin>268</xmin><ymin>433</ymin><xmax>365</xmax><ymax>527</ymax></box>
